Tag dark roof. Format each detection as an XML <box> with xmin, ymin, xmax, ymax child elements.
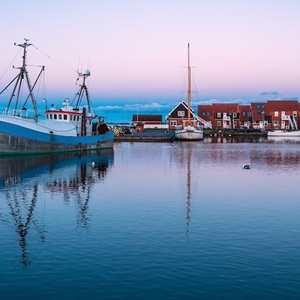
<box><xmin>132</xmin><ymin>114</ymin><xmax>162</xmax><ymax>122</ymax></box>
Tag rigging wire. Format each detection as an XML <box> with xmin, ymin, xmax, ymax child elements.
<box><xmin>31</xmin><ymin>44</ymin><xmax>78</xmax><ymax>74</ymax></box>
<box><xmin>0</xmin><ymin>48</ymin><xmax>22</xmax><ymax>81</ymax></box>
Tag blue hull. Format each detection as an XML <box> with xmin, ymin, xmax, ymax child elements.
<box><xmin>0</xmin><ymin>121</ymin><xmax>114</xmax><ymax>155</ymax></box>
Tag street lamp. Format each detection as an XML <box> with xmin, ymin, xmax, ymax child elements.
<box><xmin>42</xmin><ymin>99</ymin><xmax>48</xmax><ymax>110</ymax></box>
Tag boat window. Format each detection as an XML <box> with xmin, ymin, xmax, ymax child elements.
<box><xmin>293</xmin><ymin>111</ymin><xmax>297</xmax><ymax>117</ymax></box>
<box><xmin>217</xmin><ymin>121</ymin><xmax>221</xmax><ymax>126</ymax></box>
<box><xmin>70</xmin><ymin>115</ymin><xmax>73</xmax><ymax>121</ymax></box>
<box><xmin>217</xmin><ymin>113</ymin><xmax>221</xmax><ymax>118</ymax></box>
<box><xmin>256</xmin><ymin>104</ymin><xmax>260</xmax><ymax>108</ymax></box>
<box><xmin>58</xmin><ymin>114</ymin><xmax>62</xmax><ymax>120</ymax></box>
<box><xmin>77</xmin><ymin>116</ymin><xmax>80</xmax><ymax>121</ymax></box>
<box><xmin>274</xmin><ymin>111</ymin><xmax>279</xmax><ymax>117</ymax></box>
<box><xmin>49</xmin><ymin>114</ymin><xmax>52</xmax><ymax>119</ymax></box>
<box><xmin>64</xmin><ymin>115</ymin><xmax>68</xmax><ymax>120</ymax></box>
<box><xmin>54</xmin><ymin>114</ymin><xmax>57</xmax><ymax>120</ymax></box>
<box><xmin>170</xmin><ymin>121</ymin><xmax>177</xmax><ymax>126</ymax></box>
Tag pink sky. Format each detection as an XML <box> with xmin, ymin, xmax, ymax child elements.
<box><xmin>1</xmin><ymin>0</ymin><xmax>300</xmax><ymax>111</ymax></box>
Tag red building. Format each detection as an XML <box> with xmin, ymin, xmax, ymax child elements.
<box><xmin>197</xmin><ymin>100</ymin><xmax>300</xmax><ymax>130</ymax></box>
<box><xmin>266</xmin><ymin>100</ymin><xmax>299</xmax><ymax>130</ymax></box>
<box><xmin>198</xmin><ymin>103</ymin><xmax>240</xmax><ymax>129</ymax></box>
<box><xmin>131</xmin><ymin>114</ymin><xmax>163</xmax><ymax>131</ymax></box>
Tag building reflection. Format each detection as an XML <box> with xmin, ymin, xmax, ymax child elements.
<box><xmin>0</xmin><ymin>149</ymin><xmax>114</xmax><ymax>267</ymax></box>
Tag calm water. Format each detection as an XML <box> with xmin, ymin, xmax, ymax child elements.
<box><xmin>1</xmin><ymin>138</ymin><xmax>300</xmax><ymax>299</ymax></box>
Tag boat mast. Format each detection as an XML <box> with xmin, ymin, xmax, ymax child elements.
<box><xmin>74</xmin><ymin>70</ymin><xmax>91</xmax><ymax>114</ymax></box>
<box><xmin>187</xmin><ymin>43</ymin><xmax>191</xmax><ymax>125</ymax></box>
<box><xmin>7</xmin><ymin>39</ymin><xmax>39</xmax><ymax>121</ymax></box>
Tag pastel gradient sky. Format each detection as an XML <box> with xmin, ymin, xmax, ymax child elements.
<box><xmin>1</xmin><ymin>0</ymin><xmax>300</xmax><ymax>121</ymax></box>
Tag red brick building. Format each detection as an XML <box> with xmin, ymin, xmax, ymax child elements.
<box><xmin>198</xmin><ymin>100</ymin><xmax>300</xmax><ymax>130</ymax></box>
<box><xmin>197</xmin><ymin>100</ymin><xmax>300</xmax><ymax>130</ymax></box>
<box><xmin>266</xmin><ymin>100</ymin><xmax>299</xmax><ymax>130</ymax></box>
<box><xmin>198</xmin><ymin>103</ymin><xmax>241</xmax><ymax>129</ymax></box>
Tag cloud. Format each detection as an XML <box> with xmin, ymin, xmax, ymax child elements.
<box><xmin>95</xmin><ymin>102</ymin><xmax>171</xmax><ymax>112</ymax></box>
<box><xmin>260</xmin><ymin>91</ymin><xmax>279</xmax><ymax>96</ymax></box>
<box><xmin>279</xmin><ymin>96</ymin><xmax>300</xmax><ymax>101</ymax></box>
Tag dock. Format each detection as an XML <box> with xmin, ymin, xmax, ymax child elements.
<box><xmin>114</xmin><ymin>129</ymin><xmax>267</xmax><ymax>142</ymax></box>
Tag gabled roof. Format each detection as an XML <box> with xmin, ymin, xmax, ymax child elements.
<box><xmin>166</xmin><ymin>101</ymin><xmax>196</xmax><ymax>118</ymax></box>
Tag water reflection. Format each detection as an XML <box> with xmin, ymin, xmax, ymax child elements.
<box><xmin>0</xmin><ymin>149</ymin><xmax>114</xmax><ymax>267</ymax></box>
<box><xmin>204</xmin><ymin>136</ymin><xmax>267</xmax><ymax>144</ymax></box>
<box><xmin>173</xmin><ymin>143</ymin><xmax>195</xmax><ymax>236</ymax></box>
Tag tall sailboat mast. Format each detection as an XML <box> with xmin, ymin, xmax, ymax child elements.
<box><xmin>187</xmin><ymin>43</ymin><xmax>191</xmax><ymax>124</ymax></box>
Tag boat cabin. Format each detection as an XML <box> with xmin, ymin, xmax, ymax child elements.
<box><xmin>45</xmin><ymin>99</ymin><xmax>108</xmax><ymax>136</ymax></box>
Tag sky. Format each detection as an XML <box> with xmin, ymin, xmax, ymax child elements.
<box><xmin>1</xmin><ymin>0</ymin><xmax>300</xmax><ymax>122</ymax></box>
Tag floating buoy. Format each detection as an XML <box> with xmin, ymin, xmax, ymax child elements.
<box><xmin>242</xmin><ymin>164</ymin><xmax>250</xmax><ymax>169</ymax></box>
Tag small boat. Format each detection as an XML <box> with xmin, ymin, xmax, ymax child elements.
<box><xmin>267</xmin><ymin>130</ymin><xmax>300</xmax><ymax>138</ymax></box>
<box><xmin>175</xmin><ymin>43</ymin><xmax>203</xmax><ymax>141</ymax></box>
<box><xmin>0</xmin><ymin>39</ymin><xmax>114</xmax><ymax>155</ymax></box>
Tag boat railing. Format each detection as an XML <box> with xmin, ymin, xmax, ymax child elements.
<box><xmin>2</xmin><ymin>109</ymin><xmax>33</xmax><ymax>119</ymax></box>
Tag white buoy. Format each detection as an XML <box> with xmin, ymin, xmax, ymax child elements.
<box><xmin>242</xmin><ymin>164</ymin><xmax>250</xmax><ymax>169</ymax></box>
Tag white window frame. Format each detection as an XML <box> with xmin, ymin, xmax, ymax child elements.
<box><xmin>178</xmin><ymin>111</ymin><xmax>185</xmax><ymax>117</ymax></box>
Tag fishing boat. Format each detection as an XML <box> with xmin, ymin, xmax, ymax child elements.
<box><xmin>0</xmin><ymin>39</ymin><xmax>114</xmax><ymax>155</ymax></box>
<box><xmin>175</xmin><ymin>44</ymin><xmax>203</xmax><ymax>141</ymax></box>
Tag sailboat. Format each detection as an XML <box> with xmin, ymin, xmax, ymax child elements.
<box><xmin>0</xmin><ymin>39</ymin><xmax>114</xmax><ymax>155</ymax></box>
<box><xmin>175</xmin><ymin>44</ymin><xmax>203</xmax><ymax>141</ymax></box>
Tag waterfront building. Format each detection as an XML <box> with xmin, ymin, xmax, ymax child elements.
<box><xmin>131</xmin><ymin>114</ymin><xmax>163</xmax><ymax>131</ymax></box>
<box><xmin>197</xmin><ymin>100</ymin><xmax>300</xmax><ymax>130</ymax></box>
<box><xmin>166</xmin><ymin>101</ymin><xmax>211</xmax><ymax>130</ymax></box>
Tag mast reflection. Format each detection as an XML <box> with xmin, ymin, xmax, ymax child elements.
<box><xmin>0</xmin><ymin>149</ymin><xmax>114</xmax><ymax>267</ymax></box>
<box><xmin>174</xmin><ymin>143</ymin><xmax>195</xmax><ymax>236</ymax></box>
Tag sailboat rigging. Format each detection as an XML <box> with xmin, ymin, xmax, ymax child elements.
<box><xmin>175</xmin><ymin>44</ymin><xmax>203</xmax><ymax>141</ymax></box>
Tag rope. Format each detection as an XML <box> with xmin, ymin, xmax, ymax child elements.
<box><xmin>0</xmin><ymin>48</ymin><xmax>22</xmax><ymax>81</ymax></box>
<box><xmin>31</xmin><ymin>44</ymin><xmax>77</xmax><ymax>74</ymax></box>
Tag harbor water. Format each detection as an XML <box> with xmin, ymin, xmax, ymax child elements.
<box><xmin>1</xmin><ymin>138</ymin><xmax>300</xmax><ymax>299</ymax></box>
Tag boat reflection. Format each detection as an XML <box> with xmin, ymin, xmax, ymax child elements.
<box><xmin>0</xmin><ymin>149</ymin><xmax>114</xmax><ymax>267</ymax></box>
